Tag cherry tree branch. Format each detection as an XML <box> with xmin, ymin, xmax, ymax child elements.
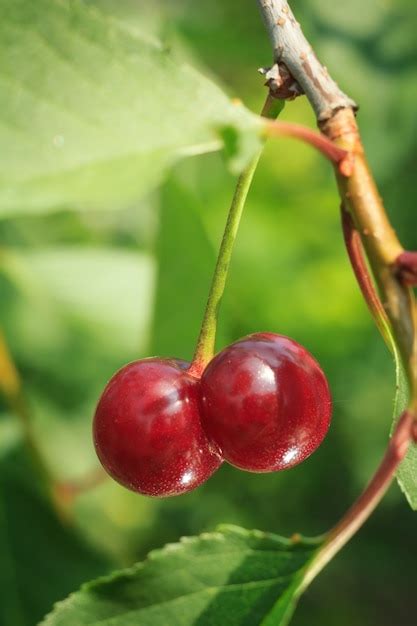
<box><xmin>322</xmin><ymin>112</ymin><xmax>417</xmax><ymax>402</ymax></box>
<box><xmin>256</xmin><ymin>0</ymin><xmax>356</xmax><ymax>120</ymax></box>
<box><xmin>257</xmin><ymin>0</ymin><xmax>417</xmax><ymax>401</ymax></box>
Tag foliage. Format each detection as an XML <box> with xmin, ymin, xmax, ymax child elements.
<box><xmin>0</xmin><ymin>1</ymin><xmax>416</xmax><ymax>625</ymax></box>
<box><xmin>42</xmin><ymin>526</ymin><xmax>320</xmax><ymax>626</ymax></box>
<box><xmin>0</xmin><ymin>445</ymin><xmax>110</xmax><ymax>626</ymax></box>
<box><xmin>0</xmin><ymin>0</ymin><xmax>260</xmax><ymax>216</ymax></box>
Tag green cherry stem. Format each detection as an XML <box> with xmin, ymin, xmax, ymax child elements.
<box><xmin>188</xmin><ymin>96</ymin><xmax>283</xmax><ymax>377</ymax></box>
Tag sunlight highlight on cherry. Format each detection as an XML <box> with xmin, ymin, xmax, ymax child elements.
<box><xmin>200</xmin><ymin>333</ymin><xmax>332</xmax><ymax>472</ymax></box>
<box><xmin>93</xmin><ymin>358</ymin><xmax>222</xmax><ymax>497</ymax></box>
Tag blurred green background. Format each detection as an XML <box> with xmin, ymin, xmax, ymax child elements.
<box><xmin>1</xmin><ymin>0</ymin><xmax>416</xmax><ymax>624</ymax></box>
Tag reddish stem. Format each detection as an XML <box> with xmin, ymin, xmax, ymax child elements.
<box><xmin>341</xmin><ymin>206</ymin><xmax>392</xmax><ymax>346</ymax></box>
<box><xmin>302</xmin><ymin>410</ymin><xmax>414</xmax><ymax>589</ymax></box>
<box><xmin>265</xmin><ymin>120</ymin><xmax>354</xmax><ymax>175</ymax></box>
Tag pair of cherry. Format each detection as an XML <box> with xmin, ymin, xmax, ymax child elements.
<box><xmin>93</xmin><ymin>332</ymin><xmax>332</xmax><ymax>497</ymax></box>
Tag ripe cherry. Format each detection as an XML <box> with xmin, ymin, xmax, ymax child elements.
<box><xmin>200</xmin><ymin>333</ymin><xmax>332</xmax><ymax>472</ymax></box>
<box><xmin>93</xmin><ymin>358</ymin><xmax>222</xmax><ymax>497</ymax></box>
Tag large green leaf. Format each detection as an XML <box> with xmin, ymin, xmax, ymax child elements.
<box><xmin>0</xmin><ymin>0</ymin><xmax>261</xmax><ymax>217</ymax></box>
<box><xmin>2</xmin><ymin>246</ymin><xmax>155</xmax><ymax>356</ymax></box>
<box><xmin>0</xmin><ymin>445</ymin><xmax>110</xmax><ymax>626</ymax></box>
<box><xmin>41</xmin><ymin>525</ymin><xmax>320</xmax><ymax>626</ymax></box>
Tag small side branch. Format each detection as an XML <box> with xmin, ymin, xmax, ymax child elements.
<box><xmin>265</xmin><ymin>120</ymin><xmax>352</xmax><ymax>173</ymax></box>
<box><xmin>256</xmin><ymin>0</ymin><xmax>356</xmax><ymax>120</ymax></box>
<box><xmin>341</xmin><ymin>206</ymin><xmax>392</xmax><ymax>348</ymax></box>
<box><xmin>302</xmin><ymin>410</ymin><xmax>415</xmax><ymax>589</ymax></box>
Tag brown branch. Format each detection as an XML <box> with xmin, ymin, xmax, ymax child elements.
<box><xmin>321</xmin><ymin>110</ymin><xmax>417</xmax><ymax>399</ymax></box>
<box><xmin>257</xmin><ymin>0</ymin><xmax>417</xmax><ymax>400</ymax></box>
<box><xmin>256</xmin><ymin>0</ymin><xmax>357</xmax><ymax>120</ymax></box>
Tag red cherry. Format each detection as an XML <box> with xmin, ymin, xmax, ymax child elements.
<box><xmin>200</xmin><ymin>333</ymin><xmax>332</xmax><ymax>472</ymax></box>
<box><xmin>93</xmin><ymin>358</ymin><xmax>222</xmax><ymax>497</ymax></box>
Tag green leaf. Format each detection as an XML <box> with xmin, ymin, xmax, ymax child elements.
<box><xmin>2</xmin><ymin>246</ymin><xmax>155</xmax><ymax>356</ymax></box>
<box><xmin>0</xmin><ymin>445</ymin><xmax>110</xmax><ymax>626</ymax></box>
<box><xmin>391</xmin><ymin>346</ymin><xmax>415</xmax><ymax>508</ymax></box>
<box><xmin>348</xmin><ymin>265</ymin><xmax>415</xmax><ymax>507</ymax></box>
<box><xmin>1</xmin><ymin>246</ymin><xmax>155</xmax><ymax>386</ymax></box>
<box><xmin>383</xmin><ymin>322</ymin><xmax>414</xmax><ymax>508</ymax></box>
<box><xmin>0</xmin><ymin>0</ymin><xmax>261</xmax><ymax>217</ymax></box>
<box><xmin>41</xmin><ymin>525</ymin><xmax>320</xmax><ymax>626</ymax></box>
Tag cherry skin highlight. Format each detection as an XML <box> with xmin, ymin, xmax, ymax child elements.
<box><xmin>200</xmin><ymin>333</ymin><xmax>332</xmax><ymax>472</ymax></box>
<box><xmin>93</xmin><ymin>358</ymin><xmax>222</xmax><ymax>497</ymax></box>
